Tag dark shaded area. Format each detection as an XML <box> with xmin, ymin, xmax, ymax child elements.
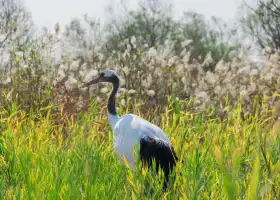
<box><xmin>140</xmin><ymin>135</ymin><xmax>178</xmax><ymax>191</ymax></box>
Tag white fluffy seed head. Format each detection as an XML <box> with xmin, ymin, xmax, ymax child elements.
<box><xmin>121</xmin><ymin>99</ymin><xmax>126</xmax><ymax>106</ymax></box>
<box><xmin>147</xmin><ymin>90</ymin><xmax>155</xmax><ymax>97</ymax></box>
<box><xmin>128</xmin><ymin>89</ymin><xmax>136</xmax><ymax>94</ymax></box>
<box><xmin>85</xmin><ymin>70</ymin><xmax>98</xmax><ymax>82</ymax></box>
<box><xmin>64</xmin><ymin>76</ymin><xmax>78</xmax><ymax>91</ymax></box>
<box><xmin>100</xmin><ymin>87</ymin><xmax>108</xmax><ymax>94</ymax></box>
<box><xmin>96</xmin><ymin>96</ymin><xmax>103</xmax><ymax>103</ymax></box>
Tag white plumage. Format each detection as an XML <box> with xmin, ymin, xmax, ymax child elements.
<box><xmin>81</xmin><ymin>70</ymin><xmax>177</xmax><ymax>191</ymax></box>
<box><xmin>110</xmin><ymin>113</ymin><xmax>171</xmax><ymax>171</ymax></box>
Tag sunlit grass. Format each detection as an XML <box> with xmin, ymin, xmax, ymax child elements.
<box><xmin>0</xmin><ymin>98</ymin><xmax>280</xmax><ymax>199</ymax></box>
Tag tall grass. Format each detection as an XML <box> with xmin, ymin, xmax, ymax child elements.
<box><xmin>0</xmin><ymin>98</ymin><xmax>279</xmax><ymax>199</ymax></box>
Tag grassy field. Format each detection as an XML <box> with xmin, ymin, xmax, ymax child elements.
<box><xmin>0</xmin><ymin>99</ymin><xmax>280</xmax><ymax>200</ymax></box>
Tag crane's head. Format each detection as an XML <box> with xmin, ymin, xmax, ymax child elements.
<box><xmin>80</xmin><ymin>70</ymin><xmax>119</xmax><ymax>88</ymax></box>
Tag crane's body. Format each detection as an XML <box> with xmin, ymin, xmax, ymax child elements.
<box><xmin>81</xmin><ymin>70</ymin><xmax>178</xmax><ymax>191</ymax></box>
<box><xmin>111</xmin><ymin>113</ymin><xmax>171</xmax><ymax>171</ymax></box>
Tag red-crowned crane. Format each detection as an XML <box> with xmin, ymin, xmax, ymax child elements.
<box><xmin>81</xmin><ymin>70</ymin><xmax>178</xmax><ymax>191</ymax></box>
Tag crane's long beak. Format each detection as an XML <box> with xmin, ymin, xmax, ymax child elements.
<box><xmin>80</xmin><ymin>76</ymin><xmax>100</xmax><ymax>88</ymax></box>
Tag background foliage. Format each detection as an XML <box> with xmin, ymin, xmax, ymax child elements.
<box><xmin>0</xmin><ymin>0</ymin><xmax>280</xmax><ymax>199</ymax></box>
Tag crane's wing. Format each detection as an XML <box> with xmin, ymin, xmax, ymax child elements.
<box><xmin>140</xmin><ymin>135</ymin><xmax>178</xmax><ymax>166</ymax></box>
<box><xmin>139</xmin><ymin>135</ymin><xmax>178</xmax><ymax>191</ymax></box>
<box><xmin>126</xmin><ymin>114</ymin><xmax>172</xmax><ymax>144</ymax></box>
<box><xmin>112</xmin><ymin>114</ymin><xmax>176</xmax><ymax>178</ymax></box>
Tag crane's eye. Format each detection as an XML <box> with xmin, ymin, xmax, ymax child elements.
<box><xmin>100</xmin><ymin>72</ymin><xmax>105</xmax><ymax>77</ymax></box>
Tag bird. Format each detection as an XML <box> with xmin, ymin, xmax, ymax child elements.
<box><xmin>81</xmin><ymin>70</ymin><xmax>178</xmax><ymax>191</ymax></box>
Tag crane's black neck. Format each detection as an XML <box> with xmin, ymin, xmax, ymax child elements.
<box><xmin>108</xmin><ymin>76</ymin><xmax>119</xmax><ymax>116</ymax></box>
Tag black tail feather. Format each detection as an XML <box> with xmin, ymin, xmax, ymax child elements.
<box><xmin>140</xmin><ymin>136</ymin><xmax>178</xmax><ymax>192</ymax></box>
